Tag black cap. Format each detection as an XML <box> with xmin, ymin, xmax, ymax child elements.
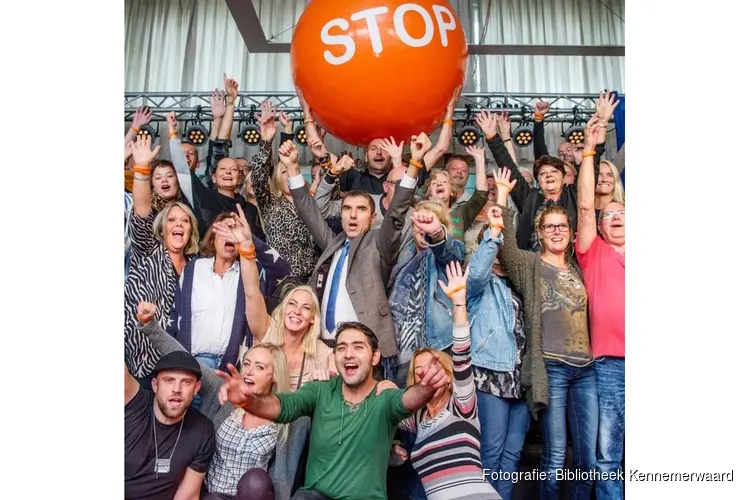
<box><xmin>151</xmin><ymin>351</ymin><xmax>202</xmax><ymax>381</ymax></box>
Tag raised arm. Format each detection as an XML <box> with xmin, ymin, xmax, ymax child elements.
<box><xmin>424</xmin><ymin>85</ymin><xmax>462</xmax><ymax>171</ymax></box>
<box><xmin>125</xmin><ymin>106</ymin><xmax>152</xmax><ymax>146</ymax></box>
<box><xmin>532</xmin><ymin>101</ymin><xmax>550</xmax><ymax>160</ymax></box>
<box><xmin>248</xmin><ymin>99</ymin><xmax>279</xmax><ymax>214</ymax></box>
<box><xmin>415</xmin><ymin>210</ymin><xmax>466</xmax><ymax>265</ymax></box>
<box><xmin>466</xmin><ymin>206</ymin><xmax>504</xmax><ymax>301</ymax></box>
<box><xmin>400</xmin><ymin>352</ymin><xmax>451</xmax><ymax>412</ymax></box>
<box><xmin>130</xmin><ymin>135</ymin><xmax>161</xmax><ymax>218</ymax></box>
<box><xmin>218</xmin><ymin>75</ymin><xmax>237</xmax><ymax>140</ymax></box>
<box><xmin>208</xmin><ymin>89</ymin><xmax>225</xmax><ymax>141</ymax></box>
<box><xmin>166</xmin><ymin>112</ymin><xmax>194</xmax><ymax>207</ymax></box>
<box><xmin>314</xmin><ymin>153</ymin><xmax>355</xmax><ymax>219</ymax></box>
<box><xmin>497</xmin><ymin>112</ymin><xmax>519</xmax><ymax>165</ymax></box>
<box><xmin>479</xmin><ymin>111</ymin><xmax>531</xmax><ymax>210</ymax></box>
<box><xmin>577</xmin><ymin>116</ymin><xmax>603</xmax><ymax>253</ymax></box>
<box><xmin>438</xmin><ymin>262</ymin><xmax>476</xmax><ymax>418</ymax></box>
<box><xmin>284</xmin><ymin>140</ymin><xmax>337</xmax><ymax>250</ymax></box>
<box><xmin>376</xmin><ymin>134</ymin><xmax>425</xmax><ymax>262</ymax></box>
<box><xmin>494</xmin><ymin>167</ymin><xmax>534</xmax><ymax>292</ymax></box>
<box><xmin>211</xmin><ymin>207</ymin><xmax>271</xmax><ymax>342</ymax></box>
<box><xmin>125</xmin><ymin>363</ymin><xmax>139</xmax><ymax>406</ymax></box>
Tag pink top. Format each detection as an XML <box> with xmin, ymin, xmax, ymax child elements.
<box><xmin>576</xmin><ymin>236</ymin><xmax>625</xmax><ymax>358</ymax></box>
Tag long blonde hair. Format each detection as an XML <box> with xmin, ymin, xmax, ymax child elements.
<box><xmin>264</xmin><ymin>285</ymin><xmax>322</xmax><ymax>358</ymax></box>
<box><xmin>152</xmin><ymin>201</ymin><xmax>200</xmax><ymax>256</ymax></box>
<box><xmin>243</xmin><ymin>343</ymin><xmax>290</xmax><ymax>443</ymax></box>
<box><xmin>598</xmin><ymin>160</ymin><xmax>625</xmax><ymax>204</ymax></box>
<box><xmin>269</xmin><ymin>160</ymin><xmax>289</xmax><ymax>200</ymax></box>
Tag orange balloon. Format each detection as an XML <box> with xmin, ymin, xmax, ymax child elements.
<box><xmin>291</xmin><ymin>0</ymin><xmax>468</xmax><ymax>147</ymax></box>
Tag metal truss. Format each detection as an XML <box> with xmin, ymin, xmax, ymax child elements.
<box><xmin>125</xmin><ymin>92</ymin><xmax>617</xmax><ymax>125</ymax></box>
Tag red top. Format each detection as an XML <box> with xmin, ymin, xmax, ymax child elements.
<box><xmin>576</xmin><ymin>236</ymin><xmax>625</xmax><ymax>358</ymax></box>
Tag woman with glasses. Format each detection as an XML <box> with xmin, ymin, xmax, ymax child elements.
<box><xmin>494</xmin><ymin>167</ymin><xmax>597</xmax><ymax>500</ymax></box>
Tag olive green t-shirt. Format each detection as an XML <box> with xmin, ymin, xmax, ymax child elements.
<box><xmin>276</xmin><ymin>377</ymin><xmax>411</xmax><ymax>500</ymax></box>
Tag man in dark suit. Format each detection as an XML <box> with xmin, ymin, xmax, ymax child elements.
<box><xmin>279</xmin><ymin>134</ymin><xmax>432</xmax><ymax>374</ymax></box>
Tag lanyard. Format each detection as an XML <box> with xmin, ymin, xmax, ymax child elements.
<box><xmin>152</xmin><ymin>411</ymin><xmax>184</xmax><ymax>478</ymax></box>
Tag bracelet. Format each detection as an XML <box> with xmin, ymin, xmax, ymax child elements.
<box><xmin>168</xmin><ymin>131</ymin><xmax>179</xmax><ymax>140</ymax></box>
<box><xmin>238</xmin><ymin>244</ymin><xmax>256</xmax><ymax>261</ymax></box>
<box><xmin>533</xmin><ymin>112</ymin><xmax>545</xmax><ymax>121</ymax></box>
<box><xmin>485</xmin><ymin>132</ymin><xmax>496</xmax><ymax>140</ymax></box>
<box><xmin>130</xmin><ymin>125</ymin><xmax>140</xmax><ymax>133</ymax></box>
<box><xmin>502</xmin><ymin>138</ymin><xmax>512</xmax><ymax>143</ymax></box>
<box><xmin>304</xmin><ymin>118</ymin><xmax>314</xmax><ymax>125</ymax></box>
<box><xmin>582</xmin><ymin>151</ymin><xmax>596</xmax><ymax>159</ymax></box>
<box><xmin>134</xmin><ymin>174</ymin><xmax>150</xmax><ymax>182</ymax></box>
<box><xmin>490</xmin><ymin>223</ymin><xmax>505</xmax><ymax>230</ymax></box>
<box><xmin>452</xmin><ymin>303</ymin><xmax>466</xmax><ymax>307</ymax></box>
<box><xmin>429</xmin><ymin>226</ymin><xmax>444</xmax><ymax>239</ymax></box>
<box><xmin>596</xmin><ymin>123</ymin><xmax>608</xmax><ymax>128</ymax></box>
<box><xmin>447</xmin><ymin>284</ymin><xmax>466</xmax><ymax>298</ymax></box>
<box><xmin>495</xmin><ymin>180</ymin><xmax>513</xmax><ymax>191</ymax></box>
<box><xmin>443</xmin><ymin>118</ymin><xmax>454</xmax><ymax>127</ymax></box>
<box><xmin>133</xmin><ymin>165</ymin><xmax>151</xmax><ymax>176</ymax></box>
<box><xmin>409</xmin><ymin>158</ymin><xmax>424</xmax><ymax>169</ymax></box>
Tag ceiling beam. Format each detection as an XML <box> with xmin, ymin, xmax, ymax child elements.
<box><xmin>224</xmin><ymin>1</ymin><xmax>624</xmax><ymax>57</ymax></box>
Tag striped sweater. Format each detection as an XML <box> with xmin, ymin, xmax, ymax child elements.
<box><xmin>401</xmin><ymin>324</ymin><xmax>501</xmax><ymax>500</ymax></box>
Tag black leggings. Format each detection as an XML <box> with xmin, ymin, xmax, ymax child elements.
<box><xmin>202</xmin><ymin>468</ymin><xmax>274</xmax><ymax>500</ymax></box>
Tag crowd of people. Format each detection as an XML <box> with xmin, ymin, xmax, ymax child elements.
<box><xmin>124</xmin><ymin>74</ymin><xmax>625</xmax><ymax>500</ymax></box>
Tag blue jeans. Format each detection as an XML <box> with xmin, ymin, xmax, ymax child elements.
<box><xmin>476</xmin><ymin>391</ymin><xmax>530</xmax><ymax>499</ymax></box>
<box><xmin>191</xmin><ymin>353</ymin><xmax>222</xmax><ymax>410</ymax></box>
<box><xmin>594</xmin><ymin>357</ymin><xmax>624</xmax><ymax>500</ymax></box>
<box><xmin>539</xmin><ymin>360</ymin><xmax>598</xmax><ymax>500</ymax></box>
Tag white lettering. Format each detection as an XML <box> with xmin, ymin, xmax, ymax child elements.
<box><xmin>350</xmin><ymin>7</ymin><xmax>389</xmax><ymax>56</ymax></box>
<box><xmin>393</xmin><ymin>3</ymin><xmax>434</xmax><ymax>48</ymax></box>
<box><xmin>321</xmin><ymin>18</ymin><xmax>355</xmax><ymax>65</ymax></box>
<box><xmin>432</xmin><ymin>5</ymin><xmax>456</xmax><ymax>47</ymax></box>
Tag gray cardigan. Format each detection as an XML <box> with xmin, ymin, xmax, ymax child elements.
<box><xmin>139</xmin><ymin>321</ymin><xmax>309</xmax><ymax>500</ymax></box>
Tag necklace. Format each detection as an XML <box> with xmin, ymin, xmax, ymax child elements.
<box><xmin>152</xmin><ymin>412</ymin><xmax>184</xmax><ymax>477</ymax></box>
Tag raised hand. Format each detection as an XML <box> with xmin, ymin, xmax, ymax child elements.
<box><xmin>414</xmin><ymin>355</ymin><xmax>449</xmax><ymax>391</ymax></box>
<box><xmin>210</xmin><ymin>89</ymin><xmax>226</xmax><ymax>119</ymax></box>
<box><xmin>278</xmin><ymin>111</ymin><xmax>293</xmax><ymax>133</ymax></box>
<box><xmin>124</xmin><ymin>141</ymin><xmax>134</xmax><ymax>162</ymax></box>
<box><xmin>535</xmin><ymin>101</ymin><xmax>550</xmax><ymax>116</ymax></box>
<box><xmin>279</xmin><ymin>140</ymin><xmax>300</xmax><ymax>166</ymax></box>
<box><xmin>136</xmin><ymin>301</ymin><xmax>157</xmax><ymax>324</ymax></box>
<box><xmin>133</xmin><ymin>106</ymin><xmax>153</xmax><ymax>129</ymax></box>
<box><xmin>166</xmin><ymin>111</ymin><xmax>178</xmax><ymax>130</ymax></box>
<box><xmin>217</xmin><ymin>364</ymin><xmax>253</xmax><ymax>407</ymax></box>
<box><xmin>307</xmin><ymin>137</ymin><xmax>328</xmax><ymax>159</ymax></box>
<box><xmin>411</xmin><ymin>211</ymin><xmax>442</xmax><ymax>236</ymax></box>
<box><xmin>465</xmin><ymin>144</ymin><xmax>485</xmax><ymax>162</ymax></box>
<box><xmin>583</xmin><ymin>115</ymin><xmax>601</xmax><ymax>151</ymax></box>
<box><xmin>446</xmin><ymin>84</ymin><xmax>463</xmax><ymax>116</ymax></box>
<box><xmin>596</xmin><ymin>90</ymin><xmax>620</xmax><ymax>124</ymax></box>
<box><xmin>212</xmin><ymin>203</ymin><xmax>253</xmax><ymax>244</ymax></box>
<box><xmin>573</xmin><ymin>143</ymin><xmax>584</xmax><ymax>165</ymax></box>
<box><xmin>494</xmin><ymin>166</ymin><xmax>517</xmax><ymax>206</ymax></box>
<box><xmin>254</xmin><ymin>100</ymin><xmax>277</xmax><ymax>142</ymax></box>
<box><xmin>298</xmin><ymin>88</ymin><xmax>312</xmax><ymax>118</ymax></box>
<box><xmin>379</xmin><ymin>136</ymin><xmax>404</xmax><ymax>164</ymax></box>
<box><xmin>438</xmin><ymin>261</ymin><xmax>468</xmax><ymax>305</ymax></box>
<box><xmin>310</xmin><ymin>367</ymin><xmax>331</xmax><ymax>382</ymax></box>
<box><xmin>474</xmin><ymin>110</ymin><xmax>497</xmax><ymax>138</ymax></box>
<box><xmin>130</xmin><ymin>134</ymin><xmax>161</xmax><ymax>166</ymax></box>
<box><xmin>497</xmin><ymin>111</ymin><xmax>512</xmax><ymax>139</ymax></box>
<box><xmin>224</xmin><ymin>73</ymin><xmax>239</xmax><ymax>102</ymax></box>
<box><xmin>410</xmin><ymin>132</ymin><xmax>432</xmax><ymax>162</ymax></box>
<box><xmin>332</xmin><ymin>154</ymin><xmax>355</xmax><ymax>175</ymax></box>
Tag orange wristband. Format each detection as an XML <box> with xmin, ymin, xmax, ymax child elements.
<box><xmin>169</xmin><ymin>131</ymin><xmax>179</xmax><ymax>140</ymax></box>
<box><xmin>130</xmin><ymin>125</ymin><xmax>140</xmax><ymax>133</ymax></box>
<box><xmin>133</xmin><ymin>165</ymin><xmax>151</xmax><ymax>176</ymax></box>
<box><xmin>447</xmin><ymin>284</ymin><xmax>467</xmax><ymax>297</ymax></box>
<box><xmin>495</xmin><ymin>180</ymin><xmax>513</xmax><ymax>191</ymax></box>
<box><xmin>533</xmin><ymin>112</ymin><xmax>545</xmax><ymax>121</ymax></box>
<box><xmin>485</xmin><ymin>132</ymin><xmax>496</xmax><ymax>140</ymax></box>
<box><xmin>409</xmin><ymin>158</ymin><xmax>424</xmax><ymax>169</ymax></box>
<box><xmin>443</xmin><ymin>118</ymin><xmax>454</xmax><ymax>127</ymax></box>
<box><xmin>238</xmin><ymin>244</ymin><xmax>256</xmax><ymax>261</ymax></box>
<box><xmin>490</xmin><ymin>223</ymin><xmax>505</xmax><ymax>230</ymax></box>
<box><xmin>582</xmin><ymin>151</ymin><xmax>596</xmax><ymax>159</ymax></box>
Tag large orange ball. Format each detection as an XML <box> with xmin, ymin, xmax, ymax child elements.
<box><xmin>291</xmin><ymin>0</ymin><xmax>468</xmax><ymax>147</ymax></box>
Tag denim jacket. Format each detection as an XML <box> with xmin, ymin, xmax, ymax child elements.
<box><xmin>466</xmin><ymin>229</ymin><xmax>517</xmax><ymax>372</ymax></box>
<box><xmin>425</xmin><ymin>230</ymin><xmax>467</xmax><ymax>351</ymax></box>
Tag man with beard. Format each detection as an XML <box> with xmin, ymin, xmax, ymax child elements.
<box><xmin>125</xmin><ymin>352</ymin><xmax>216</xmax><ymax>500</ymax></box>
<box><xmin>216</xmin><ymin>321</ymin><xmax>449</xmax><ymax>500</ymax></box>
<box><xmin>576</xmin><ymin>116</ymin><xmax>625</xmax><ymax>500</ymax></box>
<box><xmin>445</xmin><ymin>156</ymin><xmax>471</xmax><ymax>205</ymax></box>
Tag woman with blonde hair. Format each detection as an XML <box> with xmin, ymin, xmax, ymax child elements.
<box><xmin>389</xmin><ymin>201</ymin><xmax>466</xmax><ymax>386</ymax></box>
<box><xmin>594</xmin><ymin>159</ymin><xmax>625</xmax><ymax>219</ymax></box>
<box><xmin>391</xmin><ymin>262</ymin><xmax>500</xmax><ymax>500</ymax></box>
<box><xmin>247</xmin><ymin>100</ymin><xmax>320</xmax><ymax>282</ymax></box>
<box><xmin>211</xmin><ymin>207</ymin><xmax>335</xmax><ymax>389</ymax></box>
<box><xmin>136</xmin><ymin>303</ymin><xmax>300</xmax><ymax>500</ymax></box>
<box><xmin>494</xmin><ymin>166</ymin><xmax>598</xmax><ymax>500</ymax></box>
<box><xmin>125</xmin><ymin>135</ymin><xmax>201</xmax><ymax>381</ymax></box>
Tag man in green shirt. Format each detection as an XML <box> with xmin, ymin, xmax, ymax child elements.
<box><xmin>217</xmin><ymin>321</ymin><xmax>449</xmax><ymax>500</ymax></box>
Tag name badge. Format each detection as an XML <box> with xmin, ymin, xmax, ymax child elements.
<box><xmin>154</xmin><ymin>458</ymin><xmax>171</xmax><ymax>474</ymax></box>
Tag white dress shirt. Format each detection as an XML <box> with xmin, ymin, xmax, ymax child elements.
<box><xmin>188</xmin><ymin>258</ymin><xmax>240</xmax><ymax>355</ymax></box>
<box><xmin>319</xmin><ymin>242</ymin><xmax>359</xmax><ymax>339</ymax></box>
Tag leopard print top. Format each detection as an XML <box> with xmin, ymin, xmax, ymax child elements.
<box><xmin>250</xmin><ymin>140</ymin><xmax>320</xmax><ymax>281</ymax></box>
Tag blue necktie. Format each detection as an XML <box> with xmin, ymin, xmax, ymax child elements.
<box><xmin>326</xmin><ymin>241</ymin><xmax>350</xmax><ymax>333</ymax></box>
